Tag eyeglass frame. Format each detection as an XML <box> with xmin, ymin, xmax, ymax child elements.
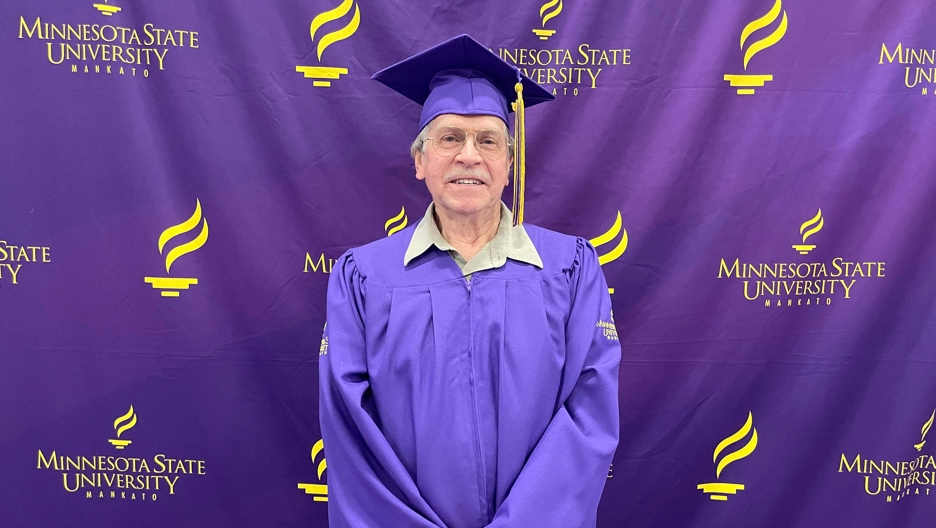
<box><xmin>423</xmin><ymin>126</ymin><xmax>514</xmax><ymax>161</ymax></box>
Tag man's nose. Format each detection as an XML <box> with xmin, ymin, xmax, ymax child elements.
<box><xmin>455</xmin><ymin>137</ymin><xmax>483</xmax><ymax>163</ymax></box>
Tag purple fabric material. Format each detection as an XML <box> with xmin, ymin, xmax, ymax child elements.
<box><xmin>320</xmin><ymin>225</ymin><xmax>620</xmax><ymax>527</ymax></box>
<box><xmin>2</xmin><ymin>0</ymin><xmax>935</xmax><ymax>526</ymax></box>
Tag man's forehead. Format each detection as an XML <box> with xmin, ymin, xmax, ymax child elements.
<box><xmin>431</xmin><ymin>113</ymin><xmax>507</xmax><ymax>130</ymax></box>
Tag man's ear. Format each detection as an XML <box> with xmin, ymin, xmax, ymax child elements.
<box><xmin>414</xmin><ymin>151</ymin><xmax>426</xmax><ymax>181</ymax></box>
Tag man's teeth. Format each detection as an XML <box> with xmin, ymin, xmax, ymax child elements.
<box><xmin>453</xmin><ymin>179</ymin><xmax>483</xmax><ymax>185</ymax></box>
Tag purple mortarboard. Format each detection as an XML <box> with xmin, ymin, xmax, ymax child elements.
<box><xmin>371</xmin><ymin>34</ymin><xmax>556</xmax><ymax>224</ymax></box>
<box><xmin>371</xmin><ymin>34</ymin><xmax>554</xmax><ymax>131</ymax></box>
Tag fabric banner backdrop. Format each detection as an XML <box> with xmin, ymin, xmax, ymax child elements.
<box><xmin>1</xmin><ymin>0</ymin><xmax>935</xmax><ymax>526</ymax></box>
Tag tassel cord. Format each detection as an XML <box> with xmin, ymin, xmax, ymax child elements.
<box><xmin>511</xmin><ymin>81</ymin><xmax>526</xmax><ymax>225</ymax></box>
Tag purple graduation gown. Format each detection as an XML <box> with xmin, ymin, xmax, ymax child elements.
<box><xmin>319</xmin><ymin>223</ymin><xmax>621</xmax><ymax>528</ymax></box>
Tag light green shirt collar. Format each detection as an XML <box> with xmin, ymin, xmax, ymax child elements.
<box><xmin>403</xmin><ymin>202</ymin><xmax>543</xmax><ymax>276</ymax></box>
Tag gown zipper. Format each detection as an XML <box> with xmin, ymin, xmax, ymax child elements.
<box><xmin>465</xmin><ymin>275</ymin><xmax>487</xmax><ymax>519</ymax></box>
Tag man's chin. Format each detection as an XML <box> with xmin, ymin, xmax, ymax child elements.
<box><xmin>437</xmin><ymin>196</ymin><xmax>498</xmax><ymax>218</ymax></box>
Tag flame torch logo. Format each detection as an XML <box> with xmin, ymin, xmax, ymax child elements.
<box><xmin>588</xmin><ymin>211</ymin><xmax>628</xmax><ymax>294</ymax></box>
<box><xmin>792</xmin><ymin>209</ymin><xmax>823</xmax><ymax>255</ymax></box>
<box><xmin>298</xmin><ymin>439</ymin><xmax>328</xmax><ymax>501</ymax></box>
<box><xmin>108</xmin><ymin>406</ymin><xmax>137</xmax><ymax>449</ymax></box>
<box><xmin>384</xmin><ymin>206</ymin><xmax>408</xmax><ymax>236</ymax></box>
<box><xmin>915</xmin><ymin>410</ymin><xmax>935</xmax><ymax>451</ymax></box>
<box><xmin>532</xmin><ymin>0</ymin><xmax>563</xmax><ymax>40</ymax></box>
<box><xmin>723</xmin><ymin>0</ymin><xmax>788</xmax><ymax>95</ymax></box>
<box><xmin>698</xmin><ymin>412</ymin><xmax>758</xmax><ymax>501</ymax></box>
<box><xmin>296</xmin><ymin>0</ymin><xmax>361</xmax><ymax>87</ymax></box>
<box><xmin>92</xmin><ymin>0</ymin><xmax>121</xmax><ymax>16</ymax></box>
<box><xmin>144</xmin><ymin>199</ymin><xmax>209</xmax><ymax>297</ymax></box>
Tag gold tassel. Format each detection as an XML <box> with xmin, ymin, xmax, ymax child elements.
<box><xmin>511</xmin><ymin>82</ymin><xmax>526</xmax><ymax>226</ymax></box>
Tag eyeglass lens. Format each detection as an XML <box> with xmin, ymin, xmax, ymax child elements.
<box><xmin>430</xmin><ymin>127</ymin><xmax>508</xmax><ymax>160</ymax></box>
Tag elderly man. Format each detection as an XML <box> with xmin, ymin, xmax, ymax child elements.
<box><xmin>319</xmin><ymin>35</ymin><xmax>620</xmax><ymax>528</ymax></box>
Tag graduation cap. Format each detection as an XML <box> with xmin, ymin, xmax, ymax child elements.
<box><xmin>371</xmin><ymin>34</ymin><xmax>556</xmax><ymax>225</ymax></box>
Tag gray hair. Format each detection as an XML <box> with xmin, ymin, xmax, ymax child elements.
<box><xmin>410</xmin><ymin>124</ymin><xmax>433</xmax><ymax>159</ymax></box>
<box><xmin>410</xmin><ymin>120</ymin><xmax>514</xmax><ymax>161</ymax></box>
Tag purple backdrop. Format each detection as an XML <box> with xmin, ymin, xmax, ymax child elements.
<box><xmin>2</xmin><ymin>0</ymin><xmax>935</xmax><ymax>526</ymax></box>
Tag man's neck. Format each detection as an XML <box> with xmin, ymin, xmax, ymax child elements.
<box><xmin>434</xmin><ymin>203</ymin><xmax>501</xmax><ymax>262</ymax></box>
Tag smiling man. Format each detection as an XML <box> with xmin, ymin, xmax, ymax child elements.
<box><xmin>318</xmin><ymin>35</ymin><xmax>621</xmax><ymax>528</ymax></box>
<box><xmin>409</xmin><ymin>111</ymin><xmax>524</xmax><ymax>275</ymax></box>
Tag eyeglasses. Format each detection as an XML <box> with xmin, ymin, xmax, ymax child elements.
<box><xmin>425</xmin><ymin>126</ymin><xmax>509</xmax><ymax>160</ymax></box>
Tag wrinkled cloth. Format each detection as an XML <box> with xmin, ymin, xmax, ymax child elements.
<box><xmin>404</xmin><ymin>202</ymin><xmax>543</xmax><ymax>277</ymax></box>
<box><xmin>319</xmin><ymin>222</ymin><xmax>621</xmax><ymax>528</ymax></box>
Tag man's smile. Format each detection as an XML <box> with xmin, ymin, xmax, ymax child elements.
<box><xmin>449</xmin><ymin>178</ymin><xmax>486</xmax><ymax>185</ymax></box>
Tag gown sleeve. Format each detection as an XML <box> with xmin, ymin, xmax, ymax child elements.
<box><xmin>319</xmin><ymin>252</ymin><xmax>446</xmax><ymax>528</ymax></box>
<box><xmin>486</xmin><ymin>239</ymin><xmax>621</xmax><ymax>528</ymax></box>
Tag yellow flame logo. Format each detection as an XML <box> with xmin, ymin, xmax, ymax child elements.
<box><xmin>310</xmin><ymin>0</ymin><xmax>361</xmax><ymax>62</ymax></box>
<box><xmin>792</xmin><ymin>209</ymin><xmax>822</xmax><ymax>254</ymax></box>
<box><xmin>740</xmin><ymin>0</ymin><xmax>788</xmax><ymax>70</ymax></box>
<box><xmin>297</xmin><ymin>0</ymin><xmax>360</xmax><ymax>87</ymax></box>
<box><xmin>540</xmin><ymin>0</ymin><xmax>563</xmax><ymax>26</ymax></box>
<box><xmin>144</xmin><ymin>200</ymin><xmax>207</xmax><ymax>297</ymax></box>
<box><xmin>113</xmin><ymin>406</ymin><xmax>137</xmax><ymax>438</ymax></box>
<box><xmin>385</xmin><ymin>206</ymin><xmax>408</xmax><ymax>236</ymax></box>
<box><xmin>713</xmin><ymin>412</ymin><xmax>758</xmax><ymax>478</ymax></box>
<box><xmin>108</xmin><ymin>406</ymin><xmax>137</xmax><ymax>449</ymax></box>
<box><xmin>299</xmin><ymin>439</ymin><xmax>329</xmax><ymax>501</ymax></box>
<box><xmin>311</xmin><ymin>439</ymin><xmax>327</xmax><ymax>479</ymax></box>
<box><xmin>723</xmin><ymin>0</ymin><xmax>788</xmax><ymax>94</ymax></box>
<box><xmin>915</xmin><ymin>410</ymin><xmax>935</xmax><ymax>451</ymax></box>
<box><xmin>533</xmin><ymin>0</ymin><xmax>562</xmax><ymax>39</ymax></box>
<box><xmin>698</xmin><ymin>412</ymin><xmax>758</xmax><ymax>501</ymax></box>
<box><xmin>589</xmin><ymin>211</ymin><xmax>628</xmax><ymax>266</ymax></box>
<box><xmin>798</xmin><ymin>209</ymin><xmax>823</xmax><ymax>243</ymax></box>
<box><xmin>157</xmin><ymin>200</ymin><xmax>209</xmax><ymax>274</ymax></box>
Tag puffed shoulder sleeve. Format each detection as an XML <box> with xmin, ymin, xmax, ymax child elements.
<box><xmin>487</xmin><ymin>238</ymin><xmax>621</xmax><ymax>528</ymax></box>
<box><xmin>319</xmin><ymin>251</ymin><xmax>444</xmax><ymax>528</ymax></box>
